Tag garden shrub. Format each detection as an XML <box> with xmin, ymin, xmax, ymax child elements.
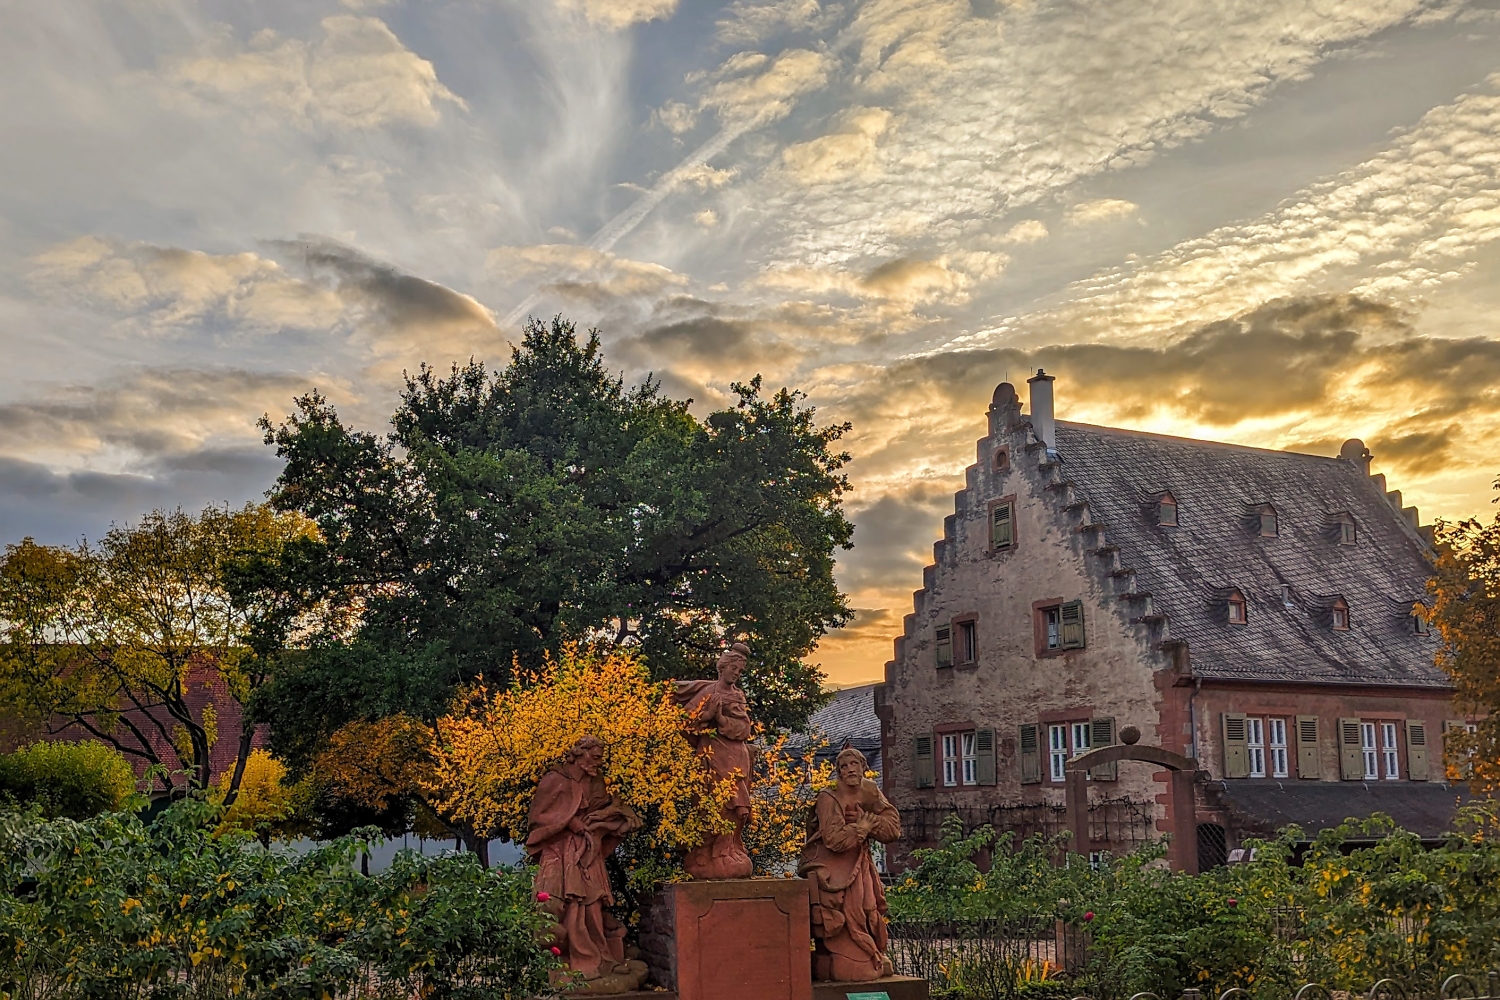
<box><xmin>887</xmin><ymin>808</ymin><xmax>1500</xmax><ymax>1000</ymax></box>
<box><xmin>0</xmin><ymin>740</ymin><xmax>138</xmax><ymax>820</ymax></box>
<box><xmin>0</xmin><ymin>798</ymin><xmax>555</xmax><ymax>999</ymax></box>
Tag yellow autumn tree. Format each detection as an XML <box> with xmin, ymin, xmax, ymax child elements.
<box><xmin>424</xmin><ymin>644</ymin><xmax>733</xmax><ymax>859</ymax></box>
<box><xmin>213</xmin><ymin>749</ymin><xmax>307</xmax><ymax>848</ymax></box>
<box><xmin>742</xmin><ymin>730</ymin><xmax>833</xmax><ymax>874</ymax></box>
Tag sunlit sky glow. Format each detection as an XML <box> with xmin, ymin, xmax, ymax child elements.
<box><xmin>5</xmin><ymin>0</ymin><xmax>1500</xmax><ymax>685</ymax></box>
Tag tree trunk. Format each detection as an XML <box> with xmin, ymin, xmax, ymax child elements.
<box><xmin>220</xmin><ymin>725</ymin><xmax>256</xmax><ymax>809</ymax></box>
<box><xmin>459</xmin><ymin>827</ymin><xmax>491</xmax><ymax>868</ymax></box>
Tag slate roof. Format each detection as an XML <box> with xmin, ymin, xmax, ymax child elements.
<box><xmin>1053</xmin><ymin>422</ymin><xmax>1447</xmax><ymax>688</ymax></box>
<box><xmin>788</xmin><ymin>683</ymin><xmax>883</xmax><ymax>776</ymax></box>
<box><xmin>1216</xmin><ymin>780</ymin><xmax>1474</xmax><ymax>840</ymax></box>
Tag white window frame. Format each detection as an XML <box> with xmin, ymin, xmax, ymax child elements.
<box><xmin>1247</xmin><ymin>717</ymin><xmax>1266</xmax><ymax>778</ymax></box>
<box><xmin>1361</xmin><ymin>722</ymin><xmax>1378</xmax><ymax>780</ymax></box>
<box><xmin>941</xmin><ymin>733</ymin><xmax>958</xmax><ymax>787</ymax></box>
<box><xmin>1381</xmin><ymin>722</ymin><xmax>1399</xmax><ymax>780</ymax></box>
<box><xmin>1049</xmin><ymin>725</ymin><xmax>1068</xmax><ymax>782</ymax></box>
<box><xmin>1044</xmin><ymin>607</ymin><xmax>1061</xmax><ymax>650</ymax></box>
<box><xmin>961</xmin><ymin>731</ymin><xmax>978</xmax><ymax>786</ymax></box>
<box><xmin>1070</xmin><ymin>721</ymin><xmax>1092</xmax><ymax>759</ymax></box>
<box><xmin>1268</xmin><ymin>718</ymin><xmax>1289</xmax><ymax>778</ymax></box>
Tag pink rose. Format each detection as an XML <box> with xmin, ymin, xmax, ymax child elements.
<box><xmin>550</xmin><ymin>946</ymin><xmax>563</xmax><ymax>956</ymax></box>
<box><xmin>1083</xmin><ymin>911</ymin><xmax>1095</xmax><ymax>922</ymax></box>
<box><xmin>536</xmin><ymin>892</ymin><xmax>551</xmax><ymax>902</ymax></box>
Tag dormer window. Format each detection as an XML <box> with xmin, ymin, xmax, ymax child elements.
<box><xmin>1331</xmin><ymin>598</ymin><xmax>1350</xmax><ymax>631</ymax></box>
<box><xmin>1330</xmin><ymin>512</ymin><xmax>1356</xmax><ymax>545</ymax></box>
<box><xmin>1281</xmin><ymin>584</ymin><xmax>1296</xmax><ymax>609</ymax></box>
<box><xmin>1413</xmin><ymin>604</ymin><xmax>1430</xmax><ymax>636</ymax></box>
<box><xmin>1157</xmin><ymin>492</ymin><xmax>1178</xmax><ymax>526</ymax></box>
<box><xmin>1227</xmin><ymin>590</ymin><xmax>1247</xmax><ymax>625</ymax></box>
<box><xmin>1258</xmin><ymin>505</ymin><xmax>1278</xmax><ymax>537</ymax></box>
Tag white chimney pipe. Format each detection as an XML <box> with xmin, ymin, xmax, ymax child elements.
<box><xmin>1027</xmin><ymin>368</ymin><xmax>1056</xmax><ymax>453</ymax></box>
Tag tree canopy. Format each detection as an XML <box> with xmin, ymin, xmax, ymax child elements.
<box><xmin>1428</xmin><ymin>475</ymin><xmax>1500</xmax><ymax>793</ymax></box>
<box><xmin>255</xmin><ymin>316</ymin><xmax>853</xmax><ymax>770</ymax></box>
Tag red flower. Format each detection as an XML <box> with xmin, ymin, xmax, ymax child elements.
<box><xmin>1227</xmin><ymin>898</ymin><xmax>1239</xmax><ymax>908</ymax></box>
<box><xmin>1083</xmin><ymin>911</ymin><xmax>1095</xmax><ymax>922</ymax></box>
<box><xmin>536</xmin><ymin>892</ymin><xmax>551</xmax><ymax>902</ymax></box>
<box><xmin>550</xmin><ymin>946</ymin><xmax>563</xmax><ymax>956</ymax></box>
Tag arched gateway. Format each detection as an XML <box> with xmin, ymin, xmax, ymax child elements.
<box><xmin>1064</xmin><ymin>730</ymin><xmax>1202</xmax><ymax>873</ymax></box>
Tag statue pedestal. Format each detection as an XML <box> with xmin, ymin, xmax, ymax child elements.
<box><xmin>640</xmin><ymin>878</ymin><xmax>812</xmax><ymax>1000</ymax></box>
<box><xmin>812</xmin><ymin>976</ymin><xmax>930</xmax><ymax>1000</ymax></box>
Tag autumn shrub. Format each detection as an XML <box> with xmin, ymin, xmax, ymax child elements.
<box><xmin>0</xmin><ymin>798</ymin><xmax>554</xmax><ymax>999</ymax></box>
<box><xmin>212</xmin><ymin>748</ymin><xmax>312</xmax><ymax>847</ymax></box>
<box><xmin>0</xmin><ymin>739</ymin><xmax>140</xmax><ymax>820</ymax></box>
<box><xmin>887</xmin><ymin>810</ymin><xmax>1500</xmax><ymax>1000</ymax></box>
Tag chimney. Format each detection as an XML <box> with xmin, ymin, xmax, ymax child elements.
<box><xmin>1339</xmin><ymin>438</ymin><xmax>1373</xmax><ymax>475</ymax></box>
<box><xmin>1027</xmin><ymin>369</ymin><xmax>1056</xmax><ymax>453</ymax></box>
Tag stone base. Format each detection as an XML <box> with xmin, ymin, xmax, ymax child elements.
<box><xmin>611</xmin><ymin>974</ymin><xmax>929</xmax><ymax>1000</ymax></box>
<box><xmin>639</xmin><ymin>878</ymin><xmax>812</xmax><ymax>1000</ymax></box>
<box><xmin>812</xmin><ymin>975</ymin><xmax>929</xmax><ymax>1000</ymax></box>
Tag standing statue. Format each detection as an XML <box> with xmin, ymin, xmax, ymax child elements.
<box><xmin>673</xmin><ymin>642</ymin><xmax>756</xmax><ymax>880</ymax></box>
<box><xmin>527</xmin><ymin>735</ymin><xmax>648</xmax><ymax>994</ymax></box>
<box><xmin>799</xmin><ymin>746</ymin><xmax>902</xmax><ymax>982</ymax></box>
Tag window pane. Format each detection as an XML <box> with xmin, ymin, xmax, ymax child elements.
<box><xmin>1361</xmin><ymin>722</ymin><xmax>1377</xmax><ymax>780</ymax></box>
<box><xmin>1045</xmin><ymin>609</ymin><xmax>1061</xmax><ymax>649</ymax></box>
<box><xmin>1049</xmin><ymin>725</ymin><xmax>1067</xmax><ymax>781</ymax></box>
<box><xmin>1247</xmin><ymin>718</ymin><xmax>1265</xmax><ymax>778</ymax></box>
<box><xmin>1071</xmin><ymin>722</ymin><xmax>1091</xmax><ymax>755</ymax></box>
<box><xmin>1381</xmin><ymin>722</ymin><xmax>1399</xmax><ymax>780</ymax></box>
<box><xmin>1269</xmin><ymin>719</ymin><xmax>1289</xmax><ymax>778</ymax></box>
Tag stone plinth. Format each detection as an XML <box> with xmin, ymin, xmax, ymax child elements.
<box><xmin>812</xmin><ymin>976</ymin><xmax>929</xmax><ymax>1000</ymax></box>
<box><xmin>640</xmin><ymin>878</ymin><xmax>812</xmax><ymax>1000</ymax></box>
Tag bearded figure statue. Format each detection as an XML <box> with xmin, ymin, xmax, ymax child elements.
<box><xmin>673</xmin><ymin>642</ymin><xmax>756</xmax><ymax>880</ymax></box>
<box><xmin>798</xmin><ymin>746</ymin><xmax>902</xmax><ymax>982</ymax></box>
<box><xmin>527</xmin><ymin>735</ymin><xmax>648</xmax><ymax>993</ymax></box>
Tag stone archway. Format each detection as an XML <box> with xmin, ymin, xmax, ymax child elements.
<box><xmin>1064</xmin><ymin>730</ymin><xmax>1201</xmax><ymax>873</ymax></box>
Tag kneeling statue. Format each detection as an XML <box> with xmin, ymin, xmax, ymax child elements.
<box><xmin>527</xmin><ymin>735</ymin><xmax>648</xmax><ymax>993</ymax></box>
<box><xmin>798</xmin><ymin>746</ymin><xmax>902</xmax><ymax>981</ymax></box>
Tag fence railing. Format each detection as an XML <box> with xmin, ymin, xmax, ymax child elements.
<box><xmin>1118</xmin><ymin>978</ymin><xmax>1500</xmax><ymax>1000</ymax></box>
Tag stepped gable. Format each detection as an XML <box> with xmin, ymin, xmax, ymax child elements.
<box><xmin>1051</xmin><ymin>420</ymin><xmax>1445</xmax><ymax>688</ymax></box>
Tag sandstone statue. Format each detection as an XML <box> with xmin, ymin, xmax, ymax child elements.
<box><xmin>799</xmin><ymin>746</ymin><xmax>901</xmax><ymax>981</ymax></box>
<box><xmin>527</xmin><ymin>735</ymin><xmax>649</xmax><ymax>993</ymax></box>
<box><xmin>673</xmin><ymin>642</ymin><xmax>756</xmax><ymax>880</ymax></box>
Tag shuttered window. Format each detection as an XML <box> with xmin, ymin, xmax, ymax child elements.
<box><xmin>1268</xmin><ymin>718</ymin><xmax>1289</xmax><ymax>778</ymax></box>
<box><xmin>1049</xmin><ymin>725</ymin><xmax>1068</xmax><ymax>781</ymax></box>
<box><xmin>1296</xmin><ymin>715</ymin><xmax>1321</xmax><ymax>779</ymax></box>
<box><xmin>1089</xmin><ymin>716</ymin><xmax>1117</xmax><ymax>781</ymax></box>
<box><xmin>935</xmin><ymin>625</ymin><xmax>952</xmax><ymax>668</ymax></box>
<box><xmin>1380</xmin><ymin>722</ymin><xmax>1400</xmax><ymax>780</ymax></box>
<box><xmin>958</xmin><ymin>620</ymin><xmax>978</xmax><ymax>664</ymax></box>
<box><xmin>1406</xmin><ymin>721</ymin><xmax>1428</xmax><ymax>781</ymax></box>
<box><xmin>1060</xmin><ymin>601</ymin><xmax>1085</xmax><ymax>649</ymax></box>
<box><xmin>1246</xmin><ymin>718</ymin><xmax>1266</xmax><ymax>777</ymax></box>
<box><xmin>991</xmin><ymin>501</ymin><xmax>1015</xmax><ymax>549</ymax></box>
<box><xmin>912</xmin><ymin>734</ymin><xmax>935</xmax><ymax>788</ymax></box>
<box><xmin>1222</xmin><ymin>713</ymin><xmax>1249</xmax><ymax>778</ymax></box>
<box><xmin>1019</xmin><ymin>724</ymin><xmax>1041</xmax><ymax>784</ymax></box>
<box><xmin>1338</xmin><ymin>717</ymin><xmax>1363</xmax><ymax>780</ymax></box>
<box><xmin>975</xmin><ymin>728</ymin><xmax>996</xmax><ymax>786</ymax></box>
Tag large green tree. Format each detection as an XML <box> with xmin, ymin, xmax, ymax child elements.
<box><xmin>255</xmin><ymin>317</ymin><xmax>853</xmax><ymax>769</ymax></box>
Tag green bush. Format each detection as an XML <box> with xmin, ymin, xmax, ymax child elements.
<box><xmin>0</xmin><ymin>740</ymin><xmax>139</xmax><ymax>819</ymax></box>
<box><xmin>0</xmin><ymin>799</ymin><xmax>556</xmax><ymax>999</ymax></box>
<box><xmin>887</xmin><ymin>808</ymin><xmax>1500</xmax><ymax>1000</ymax></box>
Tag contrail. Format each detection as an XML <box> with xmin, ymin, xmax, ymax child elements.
<box><xmin>502</xmin><ymin>124</ymin><xmax>747</xmax><ymax>329</ymax></box>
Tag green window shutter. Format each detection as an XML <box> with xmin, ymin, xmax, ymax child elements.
<box><xmin>975</xmin><ymin>728</ymin><xmax>997</xmax><ymax>786</ymax></box>
<box><xmin>1059</xmin><ymin>601</ymin><xmax>1085</xmax><ymax>649</ymax></box>
<box><xmin>913</xmin><ymin>734</ymin><xmax>935</xmax><ymax>788</ymax></box>
<box><xmin>1089</xmin><ymin>717</ymin><xmax>1117</xmax><ymax>780</ymax></box>
<box><xmin>1222</xmin><ymin>712</ymin><xmax>1249</xmax><ymax>778</ymax></box>
<box><xmin>1406</xmin><ymin>721</ymin><xmax>1428</xmax><ymax>781</ymax></box>
<box><xmin>1019</xmin><ymin>724</ymin><xmax>1041</xmax><ymax>784</ymax></box>
<box><xmin>934</xmin><ymin>625</ymin><xmax>952</xmax><ymax>668</ymax></box>
<box><xmin>1295</xmin><ymin>715</ymin><xmax>1321</xmax><ymax>779</ymax></box>
<box><xmin>991</xmin><ymin>501</ymin><xmax>1014</xmax><ymax>549</ymax></box>
<box><xmin>1338</xmin><ymin>717</ymin><xmax>1363</xmax><ymax>780</ymax></box>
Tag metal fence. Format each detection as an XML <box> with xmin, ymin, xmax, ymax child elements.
<box><xmin>887</xmin><ymin>916</ymin><xmax>1088</xmax><ymax>984</ymax></box>
<box><xmin>1120</xmin><ymin>975</ymin><xmax>1500</xmax><ymax>1000</ymax></box>
<box><xmin>903</xmin><ymin>798</ymin><xmax>1158</xmax><ymax>852</ymax></box>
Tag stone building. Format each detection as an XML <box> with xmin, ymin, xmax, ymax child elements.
<box><xmin>875</xmin><ymin>373</ymin><xmax>1476</xmax><ymax>869</ymax></box>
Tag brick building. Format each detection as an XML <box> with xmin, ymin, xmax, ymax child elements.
<box><xmin>875</xmin><ymin>373</ymin><xmax>1477</xmax><ymax>868</ymax></box>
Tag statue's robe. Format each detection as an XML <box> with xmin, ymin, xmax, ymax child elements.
<box><xmin>798</xmin><ymin>779</ymin><xmax>902</xmax><ymax>981</ymax></box>
<box><xmin>526</xmin><ymin>764</ymin><xmax>640</xmax><ymax>979</ymax></box>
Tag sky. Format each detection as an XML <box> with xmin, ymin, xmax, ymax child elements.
<box><xmin>4</xmin><ymin>0</ymin><xmax>1500</xmax><ymax>686</ymax></box>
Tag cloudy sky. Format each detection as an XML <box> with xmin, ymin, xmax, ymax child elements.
<box><xmin>4</xmin><ymin>0</ymin><xmax>1500</xmax><ymax>685</ymax></box>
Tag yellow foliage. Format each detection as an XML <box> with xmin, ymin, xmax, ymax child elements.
<box><xmin>213</xmin><ymin>749</ymin><xmax>300</xmax><ymax>845</ymax></box>
<box><xmin>424</xmin><ymin>644</ymin><xmax>734</xmax><ymax>851</ymax></box>
<box><xmin>743</xmin><ymin>730</ymin><xmax>832</xmax><ymax>872</ymax></box>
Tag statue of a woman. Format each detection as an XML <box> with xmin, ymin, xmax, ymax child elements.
<box><xmin>798</xmin><ymin>746</ymin><xmax>902</xmax><ymax>981</ymax></box>
<box><xmin>673</xmin><ymin>642</ymin><xmax>756</xmax><ymax>880</ymax></box>
<box><xmin>527</xmin><ymin>735</ymin><xmax>648</xmax><ymax>993</ymax></box>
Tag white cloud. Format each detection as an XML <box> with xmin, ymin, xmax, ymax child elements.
<box><xmin>781</xmin><ymin>107</ymin><xmax>892</xmax><ymax>185</ymax></box>
<box><xmin>993</xmin><ymin>73</ymin><xmax>1500</xmax><ymax>345</ymax></box>
<box><xmin>1065</xmin><ymin>198</ymin><xmax>1138</xmax><ymax>225</ymax></box>
<box><xmin>555</xmin><ymin>0</ymin><xmax>681</xmax><ymax>30</ymax></box>
<box><xmin>1001</xmin><ymin>220</ymin><xmax>1048</xmax><ymax>244</ymax></box>
<box><xmin>694</xmin><ymin>209</ymin><xmax>720</xmax><ymax>228</ymax></box>
<box><xmin>488</xmin><ymin>243</ymin><xmax>690</xmax><ymax>300</ymax></box>
<box><xmin>161</xmin><ymin>16</ymin><xmax>465</xmax><ymax>130</ymax></box>
<box><xmin>699</xmin><ymin>48</ymin><xmax>833</xmax><ymax>128</ymax></box>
